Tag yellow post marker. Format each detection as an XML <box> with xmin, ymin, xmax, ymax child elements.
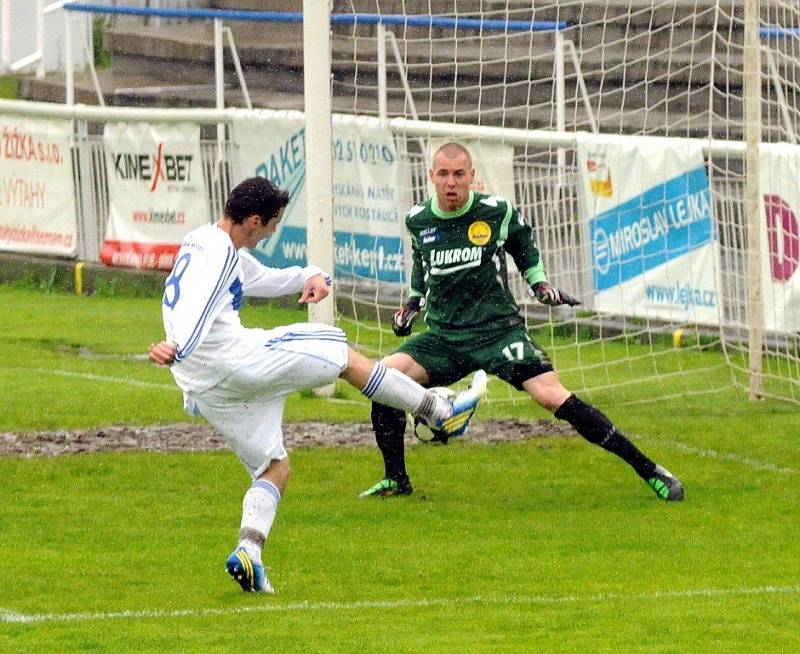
<box><xmin>673</xmin><ymin>328</ymin><xmax>684</xmax><ymax>349</ymax></box>
<box><xmin>75</xmin><ymin>261</ymin><xmax>84</xmax><ymax>296</ymax></box>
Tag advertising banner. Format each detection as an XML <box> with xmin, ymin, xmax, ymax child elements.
<box><xmin>0</xmin><ymin>115</ymin><xmax>77</xmax><ymax>256</ymax></box>
<box><xmin>101</xmin><ymin>122</ymin><xmax>208</xmax><ymax>270</ymax></box>
<box><xmin>232</xmin><ymin>110</ymin><xmax>411</xmax><ymax>283</ymax></box>
<box><xmin>577</xmin><ymin>133</ymin><xmax>720</xmax><ymax>324</ymax></box>
<box><xmin>759</xmin><ymin>143</ymin><xmax>800</xmax><ymax>332</ymax></box>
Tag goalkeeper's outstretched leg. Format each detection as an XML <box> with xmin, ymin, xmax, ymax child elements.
<box><xmin>530</xmin><ymin>373</ymin><xmax>684</xmax><ymax>502</ymax></box>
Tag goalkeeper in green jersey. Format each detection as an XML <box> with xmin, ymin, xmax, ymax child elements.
<box><xmin>359</xmin><ymin>142</ymin><xmax>684</xmax><ymax>502</ymax></box>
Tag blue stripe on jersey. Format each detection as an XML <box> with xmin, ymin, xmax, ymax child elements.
<box><xmin>362</xmin><ymin>363</ymin><xmax>387</xmax><ymax>398</ymax></box>
<box><xmin>277</xmin><ymin>335</ymin><xmax>347</xmax><ymax>346</ymax></box>
<box><xmin>175</xmin><ymin>246</ymin><xmax>238</xmax><ymax>361</ymax></box>
<box><xmin>177</xmin><ymin>246</ymin><xmax>237</xmax><ymax>360</ymax></box>
<box><xmin>278</xmin><ymin>331</ymin><xmax>346</xmax><ymax>341</ymax></box>
<box><xmin>229</xmin><ymin>276</ymin><xmax>243</xmax><ymax>311</ymax></box>
<box><xmin>262</xmin><ymin>330</ymin><xmax>347</xmax><ymax>349</ymax></box>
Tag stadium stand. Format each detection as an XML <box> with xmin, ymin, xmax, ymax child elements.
<box><xmin>15</xmin><ymin>1</ymin><xmax>740</xmax><ymax>139</ymax></box>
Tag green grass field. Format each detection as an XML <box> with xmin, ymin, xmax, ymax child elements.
<box><xmin>1</xmin><ymin>284</ymin><xmax>799</xmax><ymax>652</ymax></box>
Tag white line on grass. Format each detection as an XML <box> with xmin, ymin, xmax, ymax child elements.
<box><xmin>31</xmin><ymin>369</ymin><xmax>177</xmax><ymax>391</ymax></box>
<box><xmin>3</xmin><ymin>584</ymin><xmax>799</xmax><ymax>625</ymax></box>
<box><xmin>635</xmin><ymin>436</ymin><xmax>799</xmax><ymax>475</ymax></box>
<box><xmin>0</xmin><ymin>608</ymin><xmax>27</xmax><ymax>621</ymax></box>
<box><xmin>30</xmin><ymin>369</ymin><xmax>364</xmax><ymax>403</ymax></box>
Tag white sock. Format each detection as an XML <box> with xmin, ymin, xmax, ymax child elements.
<box><xmin>238</xmin><ymin>479</ymin><xmax>281</xmax><ymax>565</ymax></box>
<box><xmin>361</xmin><ymin>363</ymin><xmax>451</xmax><ymax>422</ymax></box>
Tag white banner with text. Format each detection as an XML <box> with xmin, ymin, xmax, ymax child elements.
<box><xmin>577</xmin><ymin>133</ymin><xmax>720</xmax><ymax>325</ymax></box>
<box><xmin>0</xmin><ymin>115</ymin><xmax>77</xmax><ymax>256</ymax></box>
<box><xmin>101</xmin><ymin>122</ymin><xmax>208</xmax><ymax>270</ymax></box>
<box><xmin>759</xmin><ymin>143</ymin><xmax>800</xmax><ymax>333</ymax></box>
<box><xmin>232</xmin><ymin>110</ymin><xmax>411</xmax><ymax>283</ymax></box>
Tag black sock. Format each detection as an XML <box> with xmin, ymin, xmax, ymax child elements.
<box><xmin>554</xmin><ymin>394</ymin><xmax>656</xmax><ymax>480</ymax></box>
<box><xmin>371</xmin><ymin>402</ymin><xmax>409</xmax><ymax>481</ymax></box>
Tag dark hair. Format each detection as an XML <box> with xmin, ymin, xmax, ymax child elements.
<box><xmin>224</xmin><ymin>177</ymin><xmax>290</xmax><ymax>225</ymax></box>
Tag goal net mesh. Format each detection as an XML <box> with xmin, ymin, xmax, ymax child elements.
<box><xmin>328</xmin><ymin>0</ymin><xmax>800</xmax><ymax>406</ymax></box>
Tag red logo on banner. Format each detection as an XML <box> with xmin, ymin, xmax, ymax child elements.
<box><xmin>150</xmin><ymin>142</ymin><xmax>166</xmax><ymax>192</ymax></box>
<box><xmin>763</xmin><ymin>194</ymin><xmax>800</xmax><ymax>281</ymax></box>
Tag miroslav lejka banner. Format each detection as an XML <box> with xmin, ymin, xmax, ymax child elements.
<box><xmin>0</xmin><ymin>115</ymin><xmax>77</xmax><ymax>256</ymax></box>
<box><xmin>101</xmin><ymin>122</ymin><xmax>208</xmax><ymax>270</ymax></box>
<box><xmin>577</xmin><ymin>133</ymin><xmax>720</xmax><ymax>325</ymax></box>
<box><xmin>759</xmin><ymin>142</ymin><xmax>800</xmax><ymax>333</ymax></box>
<box><xmin>232</xmin><ymin>109</ymin><xmax>411</xmax><ymax>283</ymax></box>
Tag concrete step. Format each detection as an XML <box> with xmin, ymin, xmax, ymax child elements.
<box><xmin>19</xmin><ymin>67</ymin><xmax>763</xmax><ymax>145</ymax></box>
<box><xmin>14</xmin><ymin>0</ymin><xmax>750</xmax><ymax>142</ymax></box>
<box><xmin>24</xmin><ymin>54</ymin><xmax>740</xmax><ymax>130</ymax></box>
<box><xmin>99</xmin><ymin>20</ymin><xmax>741</xmax><ymax>90</ymax></box>
<box><xmin>113</xmin><ymin>0</ymin><xmax>737</xmax><ymax>33</ymax></box>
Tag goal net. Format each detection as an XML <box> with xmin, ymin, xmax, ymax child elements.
<box><xmin>326</xmin><ymin>0</ymin><xmax>800</xmax><ymax>406</ymax></box>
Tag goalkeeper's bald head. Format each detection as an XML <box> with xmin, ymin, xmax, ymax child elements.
<box><xmin>432</xmin><ymin>142</ymin><xmax>473</xmax><ymax>168</ymax></box>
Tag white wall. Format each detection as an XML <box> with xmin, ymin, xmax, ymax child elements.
<box><xmin>1</xmin><ymin>1</ymin><xmax>89</xmax><ymax>75</ymax></box>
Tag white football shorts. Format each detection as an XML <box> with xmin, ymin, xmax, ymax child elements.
<box><xmin>187</xmin><ymin>323</ymin><xmax>349</xmax><ymax>478</ymax></box>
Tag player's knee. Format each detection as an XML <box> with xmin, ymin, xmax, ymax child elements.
<box><xmin>546</xmin><ymin>389</ymin><xmax>572</xmax><ymax>413</ymax></box>
<box><xmin>262</xmin><ymin>456</ymin><xmax>291</xmax><ymax>489</ymax></box>
<box><xmin>341</xmin><ymin>347</ymin><xmax>370</xmax><ymax>377</ymax></box>
<box><xmin>381</xmin><ymin>352</ymin><xmax>421</xmax><ymax>377</ymax></box>
<box><xmin>521</xmin><ymin>371</ymin><xmax>570</xmax><ymax>412</ymax></box>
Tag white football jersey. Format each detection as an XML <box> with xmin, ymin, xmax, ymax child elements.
<box><xmin>161</xmin><ymin>223</ymin><xmax>326</xmax><ymax>393</ymax></box>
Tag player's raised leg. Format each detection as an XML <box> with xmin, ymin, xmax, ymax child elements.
<box><xmin>340</xmin><ymin>348</ymin><xmax>486</xmax><ymax>432</ymax></box>
<box><xmin>359</xmin><ymin>370</ymin><xmax>488</xmax><ymax>498</ymax></box>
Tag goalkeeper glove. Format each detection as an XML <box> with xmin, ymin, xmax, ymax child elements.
<box><xmin>529</xmin><ymin>281</ymin><xmax>581</xmax><ymax>307</ymax></box>
<box><xmin>392</xmin><ymin>296</ymin><xmax>423</xmax><ymax>337</ymax></box>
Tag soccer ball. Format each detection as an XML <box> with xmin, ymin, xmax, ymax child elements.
<box><xmin>412</xmin><ymin>386</ymin><xmax>456</xmax><ymax>443</ymax></box>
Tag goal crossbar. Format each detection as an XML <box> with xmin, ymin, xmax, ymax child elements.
<box><xmin>0</xmin><ymin>99</ymin><xmax>750</xmax><ymax>158</ymax></box>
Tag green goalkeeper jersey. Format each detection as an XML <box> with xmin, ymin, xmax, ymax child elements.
<box><xmin>406</xmin><ymin>190</ymin><xmax>549</xmax><ymax>332</ymax></box>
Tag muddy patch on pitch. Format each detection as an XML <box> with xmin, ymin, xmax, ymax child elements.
<box><xmin>0</xmin><ymin>419</ymin><xmax>577</xmax><ymax>458</ymax></box>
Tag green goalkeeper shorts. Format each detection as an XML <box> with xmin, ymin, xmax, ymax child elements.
<box><xmin>396</xmin><ymin>323</ymin><xmax>553</xmax><ymax>390</ymax></box>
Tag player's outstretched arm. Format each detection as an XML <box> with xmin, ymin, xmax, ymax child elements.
<box><xmin>529</xmin><ymin>281</ymin><xmax>581</xmax><ymax>307</ymax></box>
<box><xmin>239</xmin><ymin>250</ymin><xmax>330</xmax><ymax>300</ymax></box>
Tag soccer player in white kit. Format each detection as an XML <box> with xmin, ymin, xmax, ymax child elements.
<box><xmin>148</xmin><ymin>177</ymin><xmax>487</xmax><ymax>593</ymax></box>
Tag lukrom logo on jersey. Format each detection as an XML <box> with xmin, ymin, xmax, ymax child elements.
<box><xmin>111</xmin><ymin>142</ymin><xmax>195</xmax><ymax>192</ymax></box>
<box><xmin>429</xmin><ymin>245</ymin><xmax>482</xmax><ymax>274</ymax></box>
